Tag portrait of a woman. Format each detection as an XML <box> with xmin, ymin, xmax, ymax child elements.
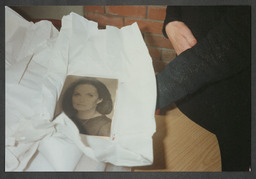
<box><xmin>62</xmin><ymin>77</ymin><xmax>113</xmax><ymax>137</ymax></box>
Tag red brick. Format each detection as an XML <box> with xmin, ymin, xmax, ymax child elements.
<box><xmin>85</xmin><ymin>12</ymin><xmax>124</xmax><ymax>28</ymax></box>
<box><xmin>147</xmin><ymin>47</ymin><xmax>162</xmax><ymax>60</ymax></box>
<box><xmin>124</xmin><ymin>18</ymin><xmax>163</xmax><ymax>34</ymax></box>
<box><xmin>147</xmin><ymin>6</ymin><xmax>166</xmax><ymax>21</ymax></box>
<box><xmin>106</xmin><ymin>6</ymin><xmax>147</xmax><ymax>18</ymax></box>
<box><xmin>85</xmin><ymin>12</ymin><xmax>100</xmax><ymax>23</ymax></box>
<box><xmin>84</xmin><ymin>6</ymin><xmax>105</xmax><ymax>13</ymax></box>
<box><xmin>161</xmin><ymin>49</ymin><xmax>176</xmax><ymax>62</ymax></box>
<box><xmin>144</xmin><ymin>33</ymin><xmax>173</xmax><ymax>49</ymax></box>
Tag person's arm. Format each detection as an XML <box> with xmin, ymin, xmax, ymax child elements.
<box><xmin>165</xmin><ymin>21</ymin><xmax>197</xmax><ymax>55</ymax></box>
<box><xmin>156</xmin><ymin>6</ymin><xmax>251</xmax><ymax>109</ymax></box>
<box><xmin>162</xmin><ymin>6</ymin><xmax>182</xmax><ymax>38</ymax></box>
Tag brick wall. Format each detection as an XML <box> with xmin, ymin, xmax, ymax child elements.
<box><xmin>84</xmin><ymin>5</ymin><xmax>176</xmax><ymax>72</ymax></box>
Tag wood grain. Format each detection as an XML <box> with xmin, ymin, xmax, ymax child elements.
<box><xmin>133</xmin><ymin>106</ymin><xmax>221</xmax><ymax>172</ymax></box>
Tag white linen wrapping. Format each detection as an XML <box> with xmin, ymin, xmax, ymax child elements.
<box><xmin>5</xmin><ymin>7</ymin><xmax>156</xmax><ymax>171</ymax></box>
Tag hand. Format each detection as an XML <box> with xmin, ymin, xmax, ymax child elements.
<box><xmin>165</xmin><ymin>21</ymin><xmax>197</xmax><ymax>55</ymax></box>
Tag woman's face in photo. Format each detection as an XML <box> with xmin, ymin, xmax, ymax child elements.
<box><xmin>72</xmin><ymin>84</ymin><xmax>102</xmax><ymax>113</ymax></box>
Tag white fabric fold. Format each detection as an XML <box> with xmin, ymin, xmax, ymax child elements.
<box><xmin>61</xmin><ymin>12</ymin><xmax>156</xmax><ymax>166</ymax></box>
<box><xmin>5</xmin><ymin>7</ymin><xmax>63</xmax><ymax>171</ymax></box>
<box><xmin>5</xmin><ymin>7</ymin><xmax>156</xmax><ymax>171</ymax></box>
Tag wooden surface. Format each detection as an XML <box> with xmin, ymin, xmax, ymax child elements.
<box><xmin>133</xmin><ymin>105</ymin><xmax>221</xmax><ymax>172</ymax></box>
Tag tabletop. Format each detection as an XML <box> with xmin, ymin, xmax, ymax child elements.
<box><xmin>133</xmin><ymin>105</ymin><xmax>221</xmax><ymax>172</ymax></box>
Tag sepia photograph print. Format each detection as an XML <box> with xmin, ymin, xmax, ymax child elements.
<box><xmin>55</xmin><ymin>75</ymin><xmax>118</xmax><ymax>137</ymax></box>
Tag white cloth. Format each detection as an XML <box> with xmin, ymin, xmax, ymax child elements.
<box><xmin>5</xmin><ymin>7</ymin><xmax>156</xmax><ymax>171</ymax></box>
<box><xmin>5</xmin><ymin>6</ymin><xmax>60</xmax><ymax>171</ymax></box>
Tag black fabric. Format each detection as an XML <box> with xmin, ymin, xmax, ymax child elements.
<box><xmin>162</xmin><ymin>6</ymin><xmax>227</xmax><ymax>40</ymax></box>
<box><xmin>157</xmin><ymin>6</ymin><xmax>251</xmax><ymax>171</ymax></box>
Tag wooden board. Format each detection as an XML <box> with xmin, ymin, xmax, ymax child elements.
<box><xmin>133</xmin><ymin>106</ymin><xmax>221</xmax><ymax>171</ymax></box>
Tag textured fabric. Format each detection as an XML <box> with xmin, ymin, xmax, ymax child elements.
<box><xmin>158</xmin><ymin>6</ymin><xmax>250</xmax><ymax>108</ymax></box>
<box><xmin>157</xmin><ymin>6</ymin><xmax>251</xmax><ymax>171</ymax></box>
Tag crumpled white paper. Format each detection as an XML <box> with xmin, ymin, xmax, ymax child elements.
<box><xmin>5</xmin><ymin>6</ymin><xmax>156</xmax><ymax>171</ymax></box>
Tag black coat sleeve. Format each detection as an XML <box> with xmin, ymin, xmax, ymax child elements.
<box><xmin>156</xmin><ymin>6</ymin><xmax>251</xmax><ymax>109</ymax></box>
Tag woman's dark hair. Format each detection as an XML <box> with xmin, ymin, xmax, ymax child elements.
<box><xmin>62</xmin><ymin>77</ymin><xmax>113</xmax><ymax>118</ymax></box>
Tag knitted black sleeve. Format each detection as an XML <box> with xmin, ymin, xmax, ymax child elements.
<box><xmin>156</xmin><ymin>6</ymin><xmax>251</xmax><ymax>109</ymax></box>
